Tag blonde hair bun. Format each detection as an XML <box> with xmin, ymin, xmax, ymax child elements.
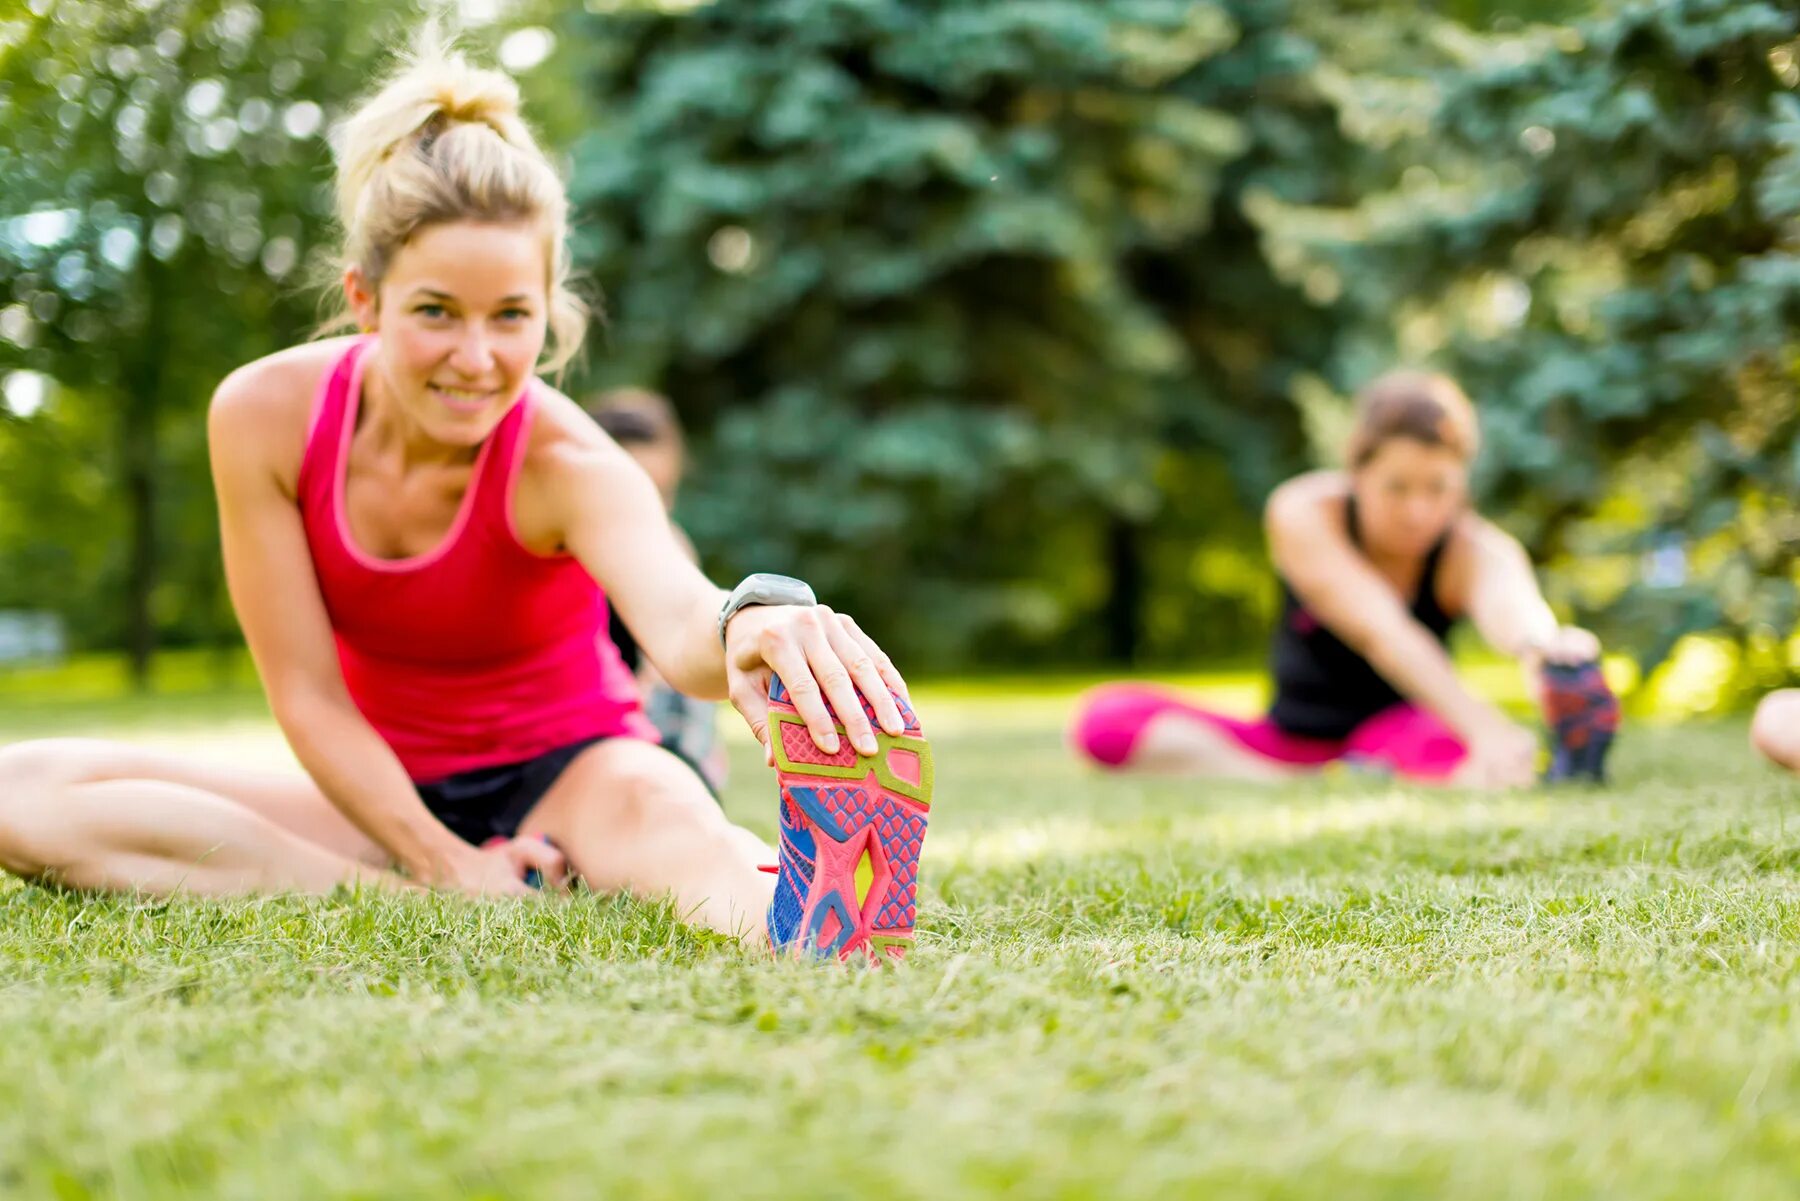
<box><xmin>326</xmin><ymin>27</ymin><xmax>586</xmax><ymax>373</ymax></box>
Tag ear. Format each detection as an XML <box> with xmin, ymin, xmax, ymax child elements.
<box><xmin>342</xmin><ymin>265</ymin><xmax>379</xmax><ymax>333</ymax></box>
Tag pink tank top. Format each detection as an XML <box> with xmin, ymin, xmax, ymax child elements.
<box><xmin>297</xmin><ymin>337</ymin><xmax>653</xmax><ymax>783</ymax></box>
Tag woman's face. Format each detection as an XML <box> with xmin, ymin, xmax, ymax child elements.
<box><xmin>1350</xmin><ymin>437</ymin><xmax>1469</xmax><ymax>559</ymax></box>
<box><xmin>346</xmin><ymin>219</ymin><xmax>550</xmax><ymax>448</ymax></box>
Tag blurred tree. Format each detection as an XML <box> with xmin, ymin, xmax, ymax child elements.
<box><xmin>7</xmin><ymin>0</ymin><xmax>1786</xmax><ymax>687</ymax></box>
<box><xmin>0</xmin><ymin>1</ymin><xmax>737</xmax><ymax>682</ymax></box>
<box><xmin>0</xmin><ymin>0</ymin><xmax>408</xmax><ymax>684</ymax></box>
<box><xmin>1254</xmin><ymin>0</ymin><xmax>1800</xmax><ymax>691</ymax></box>
<box><xmin>553</xmin><ymin>0</ymin><xmax>1411</xmax><ymax>669</ymax></box>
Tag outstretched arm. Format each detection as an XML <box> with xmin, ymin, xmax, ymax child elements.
<box><xmin>538</xmin><ymin>426</ymin><xmax>911</xmax><ymax>761</ymax></box>
<box><xmin>1459</xmin><ymin>519</ymin><xmax>1600</xmax><ymax>667</ymax></box>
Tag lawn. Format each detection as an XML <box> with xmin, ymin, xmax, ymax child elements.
<box><xmin>0</xmin><ymin>673</ymin><xmax>1797</xmax><ymax>1200</ymax></box>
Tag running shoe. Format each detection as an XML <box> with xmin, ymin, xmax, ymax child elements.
<box><xmin>764</xmin><ymin>674</ymin><xmax>934</xmax><ymax>965</ymax></box>
<box><xmin>1540</xmin><ymin>660</ymin><xmax>1620</xmax><ymax>783</ymax></box>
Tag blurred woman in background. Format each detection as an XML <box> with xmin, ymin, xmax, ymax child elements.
<box><xmin>1070</xmin><ymin>371</ymin><xmax>1619</xmax><ymax>789</ymax></box>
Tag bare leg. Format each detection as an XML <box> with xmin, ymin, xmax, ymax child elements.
<box><xmin>0</xmin><ymin>738</ymin><xmax>404</xmax><ymax>895</ymax></box>
<box><xmin>1752</xmin><ymin>690</ymin><xmax>1800</xmax><ymax>772</ymax></box>
<box><xmin>518</xmin><ymin>739</ymin><xmax>776</xmax><ymax>945</ymax></box>
<box><xmin>1071</xmin><ymin>684</ymin><xmax>1304</xmax><ymax>781</ymax></box>
<box><xmin>724</xmin><ymin>822</ymin><xmax>776</xmax><ymax>867</ymax></box>
<box><xmin>1128</xmin><ymin>713</ymin><xmax>1301</xmax><ymax>780</ymax></box>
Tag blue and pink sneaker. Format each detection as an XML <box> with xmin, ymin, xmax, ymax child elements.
<box><xmin>1540</xmin><ymin>660</ymin><xmax>1620</xmax><ymax>784</ymax></box>
<box><xmin>764</xmin><ymin>675</ymin><xmax>934</xmax><ymax>965</ymax></box>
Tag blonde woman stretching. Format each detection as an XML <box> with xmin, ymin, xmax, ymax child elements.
<box><xmin>0</xmin><ymin>42</ymin><xmax>935</xmax><ymax>964</ymax></box>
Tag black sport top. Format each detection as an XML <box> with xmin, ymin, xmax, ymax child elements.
<box><xmin>1267</xmin><ymin>497</ymin><xmax>1458</xmax><ymax>740</ymax></box>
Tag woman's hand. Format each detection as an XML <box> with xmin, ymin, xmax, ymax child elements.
<box><xmin>1453</xmin><ymin>717</ymin><xmax>1539</xmax><ymax>790</ymax></box>
<box><xmin>724</xmin><ymin>604</ymin><xmax>911</xmax><ymax>762</ymax></box>
<box><xmin>1525</xmin><ymin>626</ymin><xmax>1602</xmax><ymax>667</ymax></box>
<box><xmin>427</xmin><ymin>836</ymin><xmax>569</xmax><ymax>896</ymax></box>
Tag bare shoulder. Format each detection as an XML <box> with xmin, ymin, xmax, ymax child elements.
<box><xmin>208</xmin><ymin>338</ymin><xmax>355</xmax><ymax>492</ymax></box>
<box><xmin>511</xmin><ymin>382</ymin><xmax>656</xmax><ymax>550</ymax></box>
<box><xmin>1444</xmin><ymin>511</ymin><xmax>1521</xmax><ymax>563</ymax></box>
<box><xmin>1265</xmin><ymin>470</ymin><xmax>1350</xmax><ymax>535</ymax></box>
<box><xmin>518</xmin><ymin>381</ymin><xmax>634</xmax><ymax>479</ymax></box>
<box><xmin>1434</xmin><ymin>511</ymin><xmax>1522</xmax><ymax>615</ymax></box>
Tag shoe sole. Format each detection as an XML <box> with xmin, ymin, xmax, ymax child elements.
<box><xmin>768</xmin><ymin>676</ymin><xmax>933</xmax><ymax>965</ymax></box>
<box><xmin>1541</xmin><ymin>664</ymin><xmax>1621</xmax><ymax>784</ymax></box>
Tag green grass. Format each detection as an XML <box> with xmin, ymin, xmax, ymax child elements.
<box><xmin>1</xmin><ymin>679</ymin><xmax>1798</xmax><ymax>1199</ymax></box>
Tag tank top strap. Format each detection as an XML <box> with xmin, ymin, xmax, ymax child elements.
<box><xmin>1415</xmin><ymin>526</ymin><xmax>1456</xmax><ymax>627</ymax></box>
<box><xmin>296</xmin><ymin>336</ymin><xmax>369</xmax><ymax>509</ymax></box>
<box><xmin>468</xmin><ymin>385</ymin><xmax>537</xmax><ymax>544</ymax></box>
<box><xmin>1420</xmin><ymin>528</ymin><xmax>1452</xmax><ymax>582</ymax></box>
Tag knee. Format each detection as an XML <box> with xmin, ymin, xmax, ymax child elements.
<box><xmin>1067</xmin><ymin>683</ymin><xmax>1169</xmax><ymax>768</ymax></box>
<box><xmin>0</xmin><ymin>737</ymin><xmax>89</xmax><ymax>798</ymax></box>
<box><xmin>1751</xmin><ymin>691</ymin><xmax>1800</xmax><ymax>770</ymax></box>
<box><xmin>0</xmin><ymin>737</ymin><xmax>111</xmax><ymax>785</ymax></box>
<box><xmin>0</xmin><ymin>739</ymin><xmax>83</xmax><ymax>876</ymax></box>
<box><xmin>602</xmin><ymin>757</ymin><xmax>718</xmax><ymax>837</ymax></box>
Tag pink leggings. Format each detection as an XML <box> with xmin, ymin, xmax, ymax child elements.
<box><xmin>1069</xmin><ymin>682</ymin><xmax>1467</xmax><ymax>782</ymax></box>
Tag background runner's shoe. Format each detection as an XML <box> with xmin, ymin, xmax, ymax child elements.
<box><xmin>764</xmin><ymin>674</ymin><xmax>933</xmax><ymax>965</ymax></box>
<box><xmin>1540</xmin><ymin>660</ymin><xmax>1621</xmax><ymax>784</ymax></box>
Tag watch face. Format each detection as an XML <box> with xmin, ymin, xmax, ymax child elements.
<box><xmin>744</xmin><ymin>574</ymin><xmax>815</xmax><ymax>607</ymax></box>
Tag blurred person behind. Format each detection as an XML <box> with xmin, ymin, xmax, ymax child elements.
<box><xmin>1069</xmin><ymin>371</ymin><xmax>1621</xmax><ymax>788</ymax></box>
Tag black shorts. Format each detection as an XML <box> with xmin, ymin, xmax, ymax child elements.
<box><xmin>415</xmin><ymin>736</ymin><xmax>607</xmax><ymax>846</ymax></box>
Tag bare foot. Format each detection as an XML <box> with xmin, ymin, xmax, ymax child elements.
<box><xmin>1752</xmin><ymin>690</ymin><xmax>1800</xmax><ymax>773</ymax></box>
<box><xmin>1127</xmin><ymin>712</ymin><xmax>1298</xmax><ymax>780</ymax></box>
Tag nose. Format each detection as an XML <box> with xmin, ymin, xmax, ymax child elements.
<box><xmin>447</xmin><ymin>325</ymin><xmax>495</xmax><ymax>380</ymax></box>
<box><xmin>1415</xmin><ymin>501</ymin><xmax>1448</xmax><ymax>534</ymax></box>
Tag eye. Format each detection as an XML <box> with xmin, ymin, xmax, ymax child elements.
<box><xmin>415</xmin><ymin>303</ymin><xmax>449</xmax><ymax>319</ymax></box>
<box><xmin>498</xmin><ymin>307</ymin><xmax>531</xmax><ymax>322</ymax></box>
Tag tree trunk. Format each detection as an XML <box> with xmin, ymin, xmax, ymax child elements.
<box><xmin>122</xmin><ymin>257</ymin><xmax>169</xmax><ymax>691</ymax></box>
<box><xmin>120</xmin><ymin>389</ymin><xmax>157</xmax><ymax>690</ymax></box>
<box><xmin>1102</xmin><ymin>514</ymin><xmax>1144</xmax><ymax>666</ymax></box>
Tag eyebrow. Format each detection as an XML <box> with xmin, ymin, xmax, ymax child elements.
<box><xmin>409</xmin><ymin>288</ymin><xmax>535</xmax><ymax>304</ymax></box>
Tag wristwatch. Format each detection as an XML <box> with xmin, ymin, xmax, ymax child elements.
<box><xmin>717</xmin><ymin>573</ymin><xmax>818</xmax><ymax>646</ymax></box>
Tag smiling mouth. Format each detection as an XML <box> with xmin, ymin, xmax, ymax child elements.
<box><xmin>429</xmin><ymin>383</ymin><xmax>497</xmax><ymax>413</ymax></box>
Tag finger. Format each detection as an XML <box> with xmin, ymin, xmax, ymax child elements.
<box><xmin>761</xmin><ymin>621</ymin><xmax>844</xmax><ymax>755</ymax></box>
<box><xmin>511</xmin><ymin>838</ymin><xmax>571</xmax><ymax>892</ymax></box>
<box><xmin>504</xmin><ymin>839</ymin><xmax>563</xmax><ymax>876</ymax></box>
<box><xmin>730</xmin><ymin>670</ymin><xmax>774</xmax><ymax>753</ymax></box>
<box><xmin>478</xmin><ymin>871</ymin><xmax>533</xmax><ymax>898</ymax></box>
<box><xmin>799</xmin><ymin>611</ymin><xmax>878</xmax><ymax>755</ymax></box>
<box><xmin>487</xmin><ymin>837</ymin><xmax>561</xmax><ymax>893</ymax></box>
<box><xmin>837</xmin><ymin>613</ymin><xmax>911</xmax><ymax>705</ymax></box>
<box><xmin>824</xmin><ymin>614</ymin><xmax>904</xmax><ymax>737</ymax></box>
<box><xmin>1553</xmin><ymin>630</ymin><xmax>1599</xmax><ymax>666</ymax></box>
<box><xmin>511</xmin><ymin>837</ymin><xmax>567</xmax><ymax>873</ymax></box>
